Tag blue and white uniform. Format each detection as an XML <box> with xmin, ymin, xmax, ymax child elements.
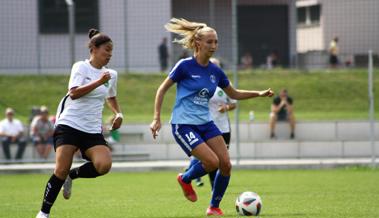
<box><xmin>169</xmin><ymin>57</ymin><xmax>230</xmax><ymax>156</ymax></box>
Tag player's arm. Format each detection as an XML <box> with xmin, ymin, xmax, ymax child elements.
<box><xmin>222</xmin><ymin>84</ymin><xmax>274</xmax><ymax>100</ymax></box>
<box><xmin>107</xmin><ymin>97</ymin><xmax>123</xmax><ymax>130</ymax></box>
<box><xmin>218</xmin><ymin>102</ymin><xmax>237</xmax><ymax>113</ymax></box>
<box><xmin>150</xmin><ymin>77</ymin><xmax>175</xmax><ymax>139</ymax></box>
<box><xmin>69</xmin><ymin>72</ymin><xmax>111</xmax><ymax>100</ymax></box>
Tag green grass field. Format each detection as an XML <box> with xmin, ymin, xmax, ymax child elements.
<box><xmin>1</xmin><ymin>168</ymin><xmax>379</xmax><ymax>218</ymax></box>
<box><xmin>0</xmin><ymin>69</ymin><xmax>378</xmax><ymax>123</ymax></box>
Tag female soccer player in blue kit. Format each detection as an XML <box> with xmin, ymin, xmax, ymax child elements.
<box><xmin>150</xmin><ymin>18</ymin><xmax>274</xmax><ymax>216</ymax></box>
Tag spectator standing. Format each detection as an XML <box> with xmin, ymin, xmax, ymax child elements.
<box><xmin>158</xmin><ymin>37</ymin><xmax>169</xmax><ymax>72</ymax></box>
<box><xmin>269</xmin><ymin>89</ymin><xmax>295</xmax><ymax>139</ymax></box>
<box><xmin>0</xmin><ymin>108</ymin><xmax>27</xmax><ymax>160</ymax></box>
<box><xmin>30</xmin><ymin>106</ymin><xmax>54</xmax><ymax>159</ymax></box>
<box><xmin>329</xmin><ymin>37</ymin><xmax>339</xmax><ymax>68</ymax></box>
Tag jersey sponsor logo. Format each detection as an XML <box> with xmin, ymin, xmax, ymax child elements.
<box><xmin>210</xmin><ymin>74</ymin><xmax>216</xmax><ymax>83</ymax></box>
<box><xmin>191</xmin><ymin>75</ymin><xmax>201</xmax><ymax>78</ymax></box>
<box><xmin>193</xmin><ymin>88</ymin><xmax>210</xmax><ymax>105</ymax></box>
<box><xmin>198</xmin><ymin>88</ymin><xmax>210</xmax><ymax>98</ymax></box>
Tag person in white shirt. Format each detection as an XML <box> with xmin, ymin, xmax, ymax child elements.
<box><xmin>0</xmin><ymin>108</ymin><xmax>27</xmax><ymax>160</ymax></box>
<box><xmin>36</xmin><ymin>29</ymin><xmax>123</xmax><ymax>218</ymax></box>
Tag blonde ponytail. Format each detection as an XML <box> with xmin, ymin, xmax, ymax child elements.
<box><xmin>164</xmin><ymin>18</ymin><xmax>215</xmax><ymax>50</ymax></box>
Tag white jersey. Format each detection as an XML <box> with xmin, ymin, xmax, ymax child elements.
<box><xmin>209</xmin><ymin>87</ymin><xmax>237</xmax><ymax>133</ymax></box>
<box><xmin>56</xmin><ymin>59</ymin><xmax>118</xmax><ymax>134</ymax></box>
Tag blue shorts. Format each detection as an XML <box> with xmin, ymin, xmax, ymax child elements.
<box><xmin>171</xmin><ymin>121</ymin><xmax>222</xmax><ymax>157</ymax></box>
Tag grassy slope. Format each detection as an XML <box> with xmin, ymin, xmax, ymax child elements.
<box><xmin>0</xmin><ymin>168</ymin><xmax>378</xmax><ymax>218</ymax></box>
<box><xmin>0</xmin><ymin>69</ymin><xmax>378</xmax><ymax>123</ymax></box>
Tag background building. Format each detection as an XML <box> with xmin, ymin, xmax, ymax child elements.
<box><xmin>0</xmin><ymin>0</ymin><xmax>377</xmax><ymax>73</ymax></box>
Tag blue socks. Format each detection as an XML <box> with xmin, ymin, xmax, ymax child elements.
<box><xmin>182</xmin><ymin>160</ymin><xmax>207</xmax><ymax>183</ymax></box>
<box><xmin>210</xmin><ymin>171</ymin><xmax>230</xmax><ymax>208</ymax></box>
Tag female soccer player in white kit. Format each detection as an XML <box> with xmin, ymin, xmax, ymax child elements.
<box><xmin>36</xmin><ymin>29</ymin><xmax>123</xmax><ymax>218</ymax></box>
<box><xmin>150</xmin><ymin>18</ymin><xmax>274</xmax><ymax>216</ymax></box>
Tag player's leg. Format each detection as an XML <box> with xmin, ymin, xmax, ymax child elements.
<box><xmin>206</xmin><ymin>135</ymin><xmax>231</xmax><ymax>214</ymax></box>
<box><xmin>187</xmin><ymin>157</ymin><xmax>204</xmax><ymax>187</ymax></box>
<box><xmin>181</xmin><ymin>142</ymin><xmax>219</xmax><ymax>183</ymax></box>
<box><xmin>63</xmin><ymin>145</ymin><xmax>111</xmax><ymax>199</ymax></box>
<box><xmin>208</xmin><ymin>132</ymin><xmax>231</xmax><ymax>189</ymax></box>
<box><xmin>269</xmin><ymin>112</ymin><xmax>278</xmax><ymax>138</ymax></box>
<box><xmin>38</xmin><ymin>145</ymin><xmax>76</xmax><ymax>216</ymax></box>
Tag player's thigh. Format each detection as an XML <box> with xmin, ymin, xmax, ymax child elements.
<box><xmin>54</xmin><ymin>144</ymin><xmax>77</xmax><ymax>179</ymax></box>
<box><xmin>84</xmin><ymin>145</ymin><xmax>112</xmax><ymax>174</ymax></box>
<box><xmin>206</xmin><ymin>135</ymin><xmax>231</xmax><ymax>174</ymax></box>
<box><xmin>191</xmin><ymin>142</ymin><xmax>219</xmax><ymax>171</ymax></box>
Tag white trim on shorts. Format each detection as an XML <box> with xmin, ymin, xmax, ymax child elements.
<box><xmin>174</xmin><ymin>124</ymin><xmax>192</xmax><ymax>152</ymax></box>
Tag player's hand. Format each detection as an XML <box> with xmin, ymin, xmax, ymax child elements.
<box><xmin>99</xmin><ymin>71</ymin><xmax>111</xmax><ymax>84</ymax></box>
<box><xmin>150</xmin><ymin>119</ymin><xmax>161</xmax><ymax>139</ymax></box>
<box><xmin>259</xmin><ymin>88</ymin><xmax>274</xmax><ymax>97</ymax></box>
<box><xmin>110</xmin><ymin>115</ymin><xmax>123</xmax><ymax>130</ymax></box>
<box><xmin>218</xmin><ymin>104</ymin><xmax>227</xmax><ymax>113</ymax></box>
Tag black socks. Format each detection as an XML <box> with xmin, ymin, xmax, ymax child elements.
<box><xmin>41</xmin><ymin>174</ymin><xmax>65</xmax><ymax>214</ymax></box>
<box><xmin>69</xmin><ymin>162</ymin><xmax>100</xmax><ymax>179</ymax></box>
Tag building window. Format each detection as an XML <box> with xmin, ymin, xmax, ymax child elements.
<box><xmin>297</xmin><ymin>4</ymin><xmax>321</xmax><ymax>27</ymax></box>
<box><xmin>39</xmin><ymin>0</ymin><xmax>99</xmax><ymax>34</ymax></box>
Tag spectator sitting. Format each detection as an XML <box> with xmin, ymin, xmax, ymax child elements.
<box><xmin>30</xmin><ymin>106</ymin><xmax>54</xmax><ymax>159</ymax></box>
<box><xmin>269</xmin><ymin>89</ymin><xmax>295</xmax><ymax>139</ymax></box>
<box><xmin>0</xmin><ymin>108</ymin><xmax>27</xmax><ymax>160</ymax></box>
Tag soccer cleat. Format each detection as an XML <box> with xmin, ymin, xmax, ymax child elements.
<box><xmin>36</xmin><ymin>211</ymin><xmax>49</xmax><ymax>218</ymax></box>
<box><xmin>177</xmin><ymin>173</ymin><xmax>197</xmax><ymax>202</ymax></box>
<box><xmin>206</xmin><ymin>207</ymin><xmax>224</xmax><ymax>216</ymax></box>
<box><xmin>62</xmin><ymin>176</ymin><xmax>72</xmax><ymax>200</ymax></box>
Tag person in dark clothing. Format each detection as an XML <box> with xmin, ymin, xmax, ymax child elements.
<box><xmin>158</xmin><ymin>37</ymin><xmax>169</xmax><ymax>72</ymax></box>
<box><xmin>269</xmin><ymin>89</ymin><xmax>295</xmax><ymax>139</ymax></box>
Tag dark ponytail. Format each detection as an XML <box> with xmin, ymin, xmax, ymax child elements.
<box><xmin>88</xmin><ymin>28</ymin><xmax>112</xmax><ymax>49</ymax></box>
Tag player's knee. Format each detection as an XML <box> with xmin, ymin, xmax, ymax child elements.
<box><xmin>219</xmin><ymin>160</ymin><xmax>232</xmax><ymax>175</ymax></box>
<box><xmin>54</xmin><ymin>167</ymin><xmax>70</xmax><ymax>179</ymax></box>
<box><xmin>93</xmin><ymin>160</ymin><xmax>112</xmax><ymax>175</ymax></box>
<box><xmin>203</xmin><ymin>157</ymin><xmax>219</xmax><ymax>172</ymax></box>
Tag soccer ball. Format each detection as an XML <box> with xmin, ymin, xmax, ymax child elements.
<box><xmin>235</xmin><ymin>191</ymin><xmax>262</xmax><ymax>216</ymax></box>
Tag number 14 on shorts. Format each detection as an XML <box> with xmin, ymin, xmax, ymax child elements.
<box><xmin>185</xmin><ymin>132</ymin><xmax>199</xmax><ymax>145</ymax></box>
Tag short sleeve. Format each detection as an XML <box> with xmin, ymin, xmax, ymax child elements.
<box><xmin>68</xmin><ymin>62</ymin><xmax>86</xmax><ymax>90</ymax></box>
<box><xmin>217</xmin><ymin>69</ymin><xmax>230</xmax><ymax>88</ymax></box>
<box><xmin>168</xmin><ymin>60</ymin><xmax>185</xmax><ymax>82</ymax></box>
<box><xmin>107</xmin><ymin>70</ymin><xmax>118</xmax><ymax>98</ymax></box>
<box><xmin>273</xmin><ymin>96</ymin><xmax>280</xmax><ymax>105</ymax></box>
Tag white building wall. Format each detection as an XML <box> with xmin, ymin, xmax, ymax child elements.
<box><xmin>297</xmin><ymin>26</ymin><xmax>324</xmax><ymax>52</ymax></box>
<box><xmin>322</xmin><ymin>0</ymin><xmax>379</xmax><ymax>55</ymax></box>
<box><xmin>296</xmin><ymin>0</ymin><xmax>379</xmax><ymax>56</ymax></box>
<box><xmin>0</xmin><ymin>0</ymin><xmax>39</xmax><ymax>71</ymax></box>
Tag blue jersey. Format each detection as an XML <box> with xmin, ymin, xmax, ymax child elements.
<box><xmin>169</xmin><ymin>56</ymin><xmax>230</xmax><ymax>125</ymax></box>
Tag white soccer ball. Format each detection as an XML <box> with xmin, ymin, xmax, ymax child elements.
<box><xmin>235</xmin><ymin>191</ymin><xmax>263</xmax><ymax>216</ymax></box>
